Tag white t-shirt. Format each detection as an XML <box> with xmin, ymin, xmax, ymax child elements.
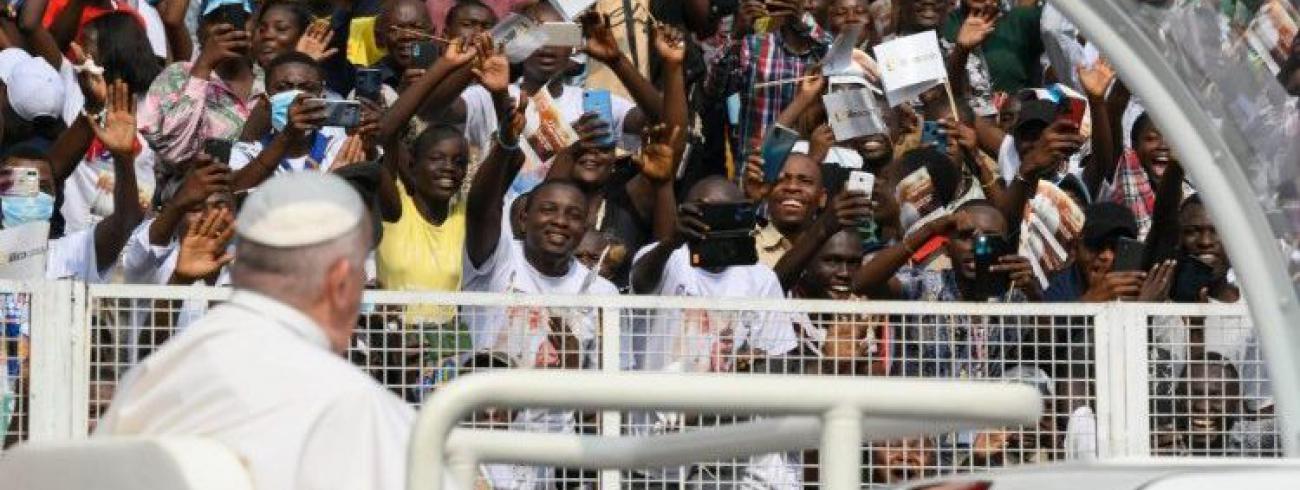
<box><xmin>630</xmin><ymin>244</ymin><xmax>797</xmax><ymax>372</ymax></box>
<box><xmin>45</xmin><ymin>227</ymin><xmax>106</xmax><ymax>282</ymax></box>
<box><xmin>229</xmin><ymin>126</ymin><xmax>350</xmax><ymax>175</ymax></box>
<box><xmin>59</xmin><ymin>118</ymin><xmax>157</xmax><ymax>234</ymax></box>
<box><xmin>461</xmin><ymin>222</ymin><xmax>618</xmax><ymax>364</ymax></box>
<box><xmin>459</xmin><ymin>83</ymin><xmax>634</xmax><ymax>199</ymax></box>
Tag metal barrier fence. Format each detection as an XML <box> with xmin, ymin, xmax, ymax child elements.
<box><xmin>0</xmin><ymin>280</ymin><xmax>1284</xmax><ymax>488</ymax></box>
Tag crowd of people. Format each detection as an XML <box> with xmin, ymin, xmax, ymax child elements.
<box><xmin>0</xmin><ymin>0</ymin><xmax>1293</xmax><ymax>486</ymax></box>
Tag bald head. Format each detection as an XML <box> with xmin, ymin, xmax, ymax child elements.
<box><xmin>686</xmin><ymin>176</ymin><xmax>745</xmax><ymax>204</ymax></box>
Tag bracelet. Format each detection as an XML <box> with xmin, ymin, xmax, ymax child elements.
<box><xmin>494</xmin><ymin>131</ymin><xmax>520</xmax><ymax>152</ymax></box>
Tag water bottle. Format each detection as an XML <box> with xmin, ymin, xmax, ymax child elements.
<box><xmin>4</xmin><ymin>295</ymin><xmax>21</xmax><ymax>379</ymax></box>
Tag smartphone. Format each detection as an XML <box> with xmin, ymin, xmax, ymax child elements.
<box><xmin>845</xmin><ymin>170</ymin><xmax>875</xmax><ymax>198</ymax></box>
<box><xmin>973</xmin><ymin>234</ymin><xmax>1010</xmax><ymax>300</ymax></box>
<box><xmin>1112</xmin><ymin>236</ymin><xmax>1145</xmax><ymax>272</ymax></box>
<box><xmin>355</xmin><ymin>68</ymin><xmax>383</xmax><ymax>102</ymax></box>
<box><xmin>203</xmin><ymin>138</ymin><xmax>234</xmax><ymax>164</ymax></box>
<box><xmin>698</xmin><ymin>202</ymin><xmax>757</xmax><ymax>232</ymax></box>
<box><xmin>538</xmin><ymin>22</ymin><xmax>583</xmax><ymax>47</ymax></box>
<box><xmin>1171</xmin><ymin>256</ymin><xmax>1217</xmax><ymax>303</ymax></box>
<box><xmin>308</xmin><ymin>99</ymin><xmax>362</xmax><ymax>128</ymax></box>
<box><xmin>2</xmin><ymin>167</ymin><xmax>39</xmax><ymax>197</ymax></box>
<box><xmin>582</xmin><ymin>89</ymin><xmax>616</xmax><ymax>146</ymax></box>
<box><xmin>218</xmin><ymin>7</ymin><xmax>250</xmax><ymax>31</ymax></box>
<box><xmin>1060</xmin><ymin>97</ymin><xmax>1087</xmax><ymax>127</ymax></box>
<box><xmin>761</xmin><ymin>125</ymin><xmax>800</xmax><ymax>184</ymax></box>
<box><xmin>689</xmin><ymin>233</ymin><xmax>759</xmax><ymax>268</ymax></box>
<box><xmin>411</xmin><ymin>40</ymin><xmax>437</xmax><ymax>68</ymax></box>
<box><xmin>921</xmin><ymin>121</ymin><xmax>947</xmax><ymax>150</ymax></box>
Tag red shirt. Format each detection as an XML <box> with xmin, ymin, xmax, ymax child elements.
<box><xmin>41</xmin><ymin>0</ymin><xmax>144</xmax><ymax>40</ymax></box>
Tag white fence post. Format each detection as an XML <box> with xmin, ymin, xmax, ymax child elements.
<box><xmin>27</xmin><ymin>280</ymin><xmax>87</xmax><ymax>441</ymax></box>
<box><xmin>1119</xmin><ymin>303</ymin><xmax>1153</xmax><ymax>458</ymax></box>
<box><xmin>598</xmin><ymin>306</ymin><xmax>622</xmax><ymax>490</ymax></box>
<box><xmin>1091</xmin><ymin>303</ymin><xmax>1120</xmax><ymax>459</ymax></box>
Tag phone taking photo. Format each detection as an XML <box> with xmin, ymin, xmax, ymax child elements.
<box><xmin>973</xmin><ymin>234</ymin><xmax>1010</xmax><ymax>300</ymax></box>
<box><xmin>307</xmin><ymin>99</ymin><xmax>362</xmax><ymax>128</ymax></box>
<box><xmin>1112</xmin><ymin>236</ymin><xmax>1145</xmax><ymax>272</ymax></box>
<box><xmin>203</xmin><ymin>138</ymin><xmax>234</xmax><ymax>165</ymax></box>
<box><xmin>845</xmin><ymin>170</ymin><xmax>875</xmax><ymax>198</ymax></box>
<box><xmin>921</xmin><ymin>121</ymin><xmax>948</xmax><ymax>150</ymax></box>
<box><xmin>582</xmin><ymin>89</ymin><xmax>616</xmax><ymax>146</ymax></box>
<box><xmin>355</xmin><ymin>69</ymin><xmax>383</xmax><ymax>102</ymax></box>
<box><xmin>411</xmin><ymin>40</ymin><xmax>437</xmax><ymax>68</ymax></box>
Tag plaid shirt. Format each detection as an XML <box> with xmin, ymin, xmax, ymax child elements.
<box><xmin>1100</xmin><ymin>149</ymin><xmax>1155</xmax><ymax>239</ymax></box>
<box><xmin>722</xmin><ymin>16</ymin><xmax>829</xmax><ymax>157</ymax></box>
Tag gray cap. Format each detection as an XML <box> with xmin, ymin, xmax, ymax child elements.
<box><xmin>236</xmin><ymin>172</ymin><xmax>365</xmax><ymax>247</ymax></box>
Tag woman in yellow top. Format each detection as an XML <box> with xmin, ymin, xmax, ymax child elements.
<box><xmin>376</xmin><ymin>124</ymin><xmax>469</xmax><ymax>318</ymax></box>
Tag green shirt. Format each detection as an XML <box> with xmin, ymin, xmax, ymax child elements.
<box><xmin>942</xmin><ymin>6</ymin><xmax>1044</xmax><ymax>93</ymax></box>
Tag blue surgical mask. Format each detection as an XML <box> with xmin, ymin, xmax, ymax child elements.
<box><xmin>2</xmin><ymin>192</ymin><xmax>55</xmax><ymax>228</ymax></box>
<box><xmin>270</xmin><ymin>89</ymin><xmax>304</xmax><ymax>132</ymax></box>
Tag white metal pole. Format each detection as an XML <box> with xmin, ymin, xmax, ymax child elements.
<box><xmin>819</xmin><ymin>406</ymin><xmax>863</xmax><ymax>490</ymax></box>
<box><xmin>598</xmin><ymin>306</ymin><xmax>621</xmax><ymax>490</ymax></box>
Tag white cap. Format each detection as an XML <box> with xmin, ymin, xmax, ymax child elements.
<box><xmin>0</xmin><ymin>48</ymin><xmax>28</xmax><ymax>80</ymax></box>
<box><xmin>1</xmin><ymin>53</ymin><xmax>66</xmax><ymax>121</ymax></box>
<box><xmin>236</xmin><ymin>172</ymin><xmax>365</xmax><ymax>247</ymax></box>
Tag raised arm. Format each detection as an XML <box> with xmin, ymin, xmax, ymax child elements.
<box><xmin>1077</xmin><ymin>60</ymin><xmax>1118</xmax><ymax>195</ymax></box>
<box><xmin>45</xmin><ymin>0</ymin><xmax>83</xmax><ymax>50</ymax></box>
<box><xmin>156</xmin><ymin>0</ymin><xmax>194</xmax><ymax>62</ymax></box>
<box><xmin>17</xmin><ymin>0</ymin><xmax>63</xmax><ymax>68</ymax></box>
<box><xmin>150</xmin><ymin>156</ymin><xmax>231</xmax><ymax>246</ymax></box>
<box><xmin>774</xmin><ymin>190</ymin><xmax>872</xmax><ymax>291</ymax></box>
<box><xmin>851</xmin><ymin>215</ymin><xmax>953</xmax><ymax>298</ymax></box>
<box><xmin>581</xmin><ymin>12</ymin><xmax>663</xmax><ymax>129</ymax></box>
<box><xmin>631</xmin><ymin>200</ymin><xmax>703</xmax><ymax>294</ymax></box>
<box><xmin>1142</xmin><ymin>161</ymin><xmax>1184</xmax><ymax>268</ymax></box>
<box><xmin>625</xmin><ymin>23</ymin><xmax>689</xmax><ymax>241</ymax></box>
<box><xmin>230</xmin><ymin>94</ymin><xmax>327</xmax><ymax>190</ymax></box>
<box><xmin>89</xmin><ymin>82</ymin><xmax>145</xmax><ymax>272</ymax></box>
<box><xmin>465</xmin><ymin>48</ymin><xmax>526</xmax><ymax>268</ymax></box>
<box><xmin>998</xmin><ymin>120</ymin><xmax>1084</xmax><ymax>234</ymax></box>
<box><xmin>774</xmin><ymin>68</ymin><xmax>824</xmax><ymax>130</ymax></box>
<box><xmin>377</xmin><ymin>35</ymin><xmax>479</xmax><ymax>145</ymax></box>
<box><xmin>946</xmin><ymin>7</ymin><xmax>998</xmax><ymax>100</ymax></box>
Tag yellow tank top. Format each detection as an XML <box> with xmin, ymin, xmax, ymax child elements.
<box><xmin>376</xmin><ymin>181</ymin><xmax>467</xmax><ymax>323</ymax></box>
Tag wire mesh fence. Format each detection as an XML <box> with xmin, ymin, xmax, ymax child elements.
<box><xmin>1146</xmin><ymin>308</ymin><xmax>1280</xmax><ymax>458</ymax></box>
<box><xmin>1</xmin><ymin>281</ymin><xmax>1281</xmax><ymax>487</ymax></box>
<box><xmin>1</xmin><ymin>289</ymin><xmax>30</xmax><ymax>450</ymax></box>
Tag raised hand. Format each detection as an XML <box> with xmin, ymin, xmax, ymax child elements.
<box><xmin>794</xmin><ymin>66</ymin><xmax>827</xmax><ymax>104</ymax></box>
<box><xmin>1077</xmin><ymin>58</ymin><xmax>1116</xmax><ymax>100</ymax></box>
<box><xmin>499</xmin><ymin>95</ymin><xmax>529</xmax><ymax>147</ymax></box>
<box><xmin>172</xmin><ymin>206</ymin><xmax>235</xmax><ymax>284</ymax></box>
<box><xmin>829</xmin><ymin>189</ymin><xmax>874</xmax><ymax>231</ymax></box>
<box><xmin>579</xmin><ymin>11</ymin><xmax>621</xmax><ymax>64</ymax></box>
<box><xmin>89</xmin><ymin>80</ymin><xmax>139</xmax><ymax>158</ymax></box>
<box><xmin>742</xmin><ymin>151</ymin><xmax>770</xmax><ymax>202</ymax></box>
<box><xmin>672</xmin><ymin>202</ymin><xmax>709</xmax><ymax>247</ymax></box>
<box><xmin>1019</xmin><ymin>119</ymin><xmax>1084</xmax><ymax>179</ymax></box>
<box><xmin>296</xmin><ymin>21</ymin><xmax>338</xmax><ymax>61</ymax></box>
<box><xmin>69</xmin><ymin>42</ymin><xmax>107</xmax><ymax>113</ymax></box>
<box><xmin>808</xmin><ymin>123</ymin><xmax>835</xmax><ymax>163</ymax></box>
<box><xmin>574</xmin><ymin>112</ymin><xmax>613</xmax><ymax>151</ymax></box>
<box><xmin>285</xmin><ymin>94</ymin><xmax>327</xmax><ymax>141</ymax></box>
<box><xmin>440</xmin><ymin>34</ymin><xmax>479</xmax><ymax>69</ymax></box>
<box><xmin>175</xmin><ymin>154</ymin><xmax>232</xmax><ymax>209</ymax></box>
<box><xmin>193</xmin><ymin>24</ymin><xmax>251</xmax><ymax>77</ymax></box>
<box><xmin>472</xmin><ymin>35</ymin><xmax>510</xmax><ymax>94</ymax></box>
<box><xmin>1138</xmin><ymin>259</ymin><xmax>1176</xmax><ymax>302</ymax></box>
<box><xmin>329</xmin><ymin>135</ymin><xmax>368</xmax><ymax>171</ymax></box>
<box><xmin>637</xmin><ymin>123</ymin><xmax>682</xmax><ymax>184</ymax></box>
<box><xmin>651</xmin><ymin>21</ymin><xmax>686</xmax><ymax>66</ymax></box>
<box><xmin>956</xmin><ymin>7</ymin><xmax>999</xmax><ymax>51</ymax></box>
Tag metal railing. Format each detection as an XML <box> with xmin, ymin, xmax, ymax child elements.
<box><xmin>0</xmin><ymin>280</ymin><xmax>1283</xmax><ymax>487</ymax></box>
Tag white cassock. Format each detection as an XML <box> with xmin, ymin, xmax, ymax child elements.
<box><xmin>95</xmin><ymin>290</ymin><xmax>413</xmax><ymax>490</ymax></box>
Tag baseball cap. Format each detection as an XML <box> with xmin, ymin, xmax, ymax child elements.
<box><xmin>236</xmin><ymin>172</ymin><xmax>366</xmax><ymax>248</ymax></box>
<box><xmin>1</xmin><ymin>54</ymin><xmax>66</xmax><ymax>122</ymax></box>
<box><xmin>1015</xmin><ymin>99</ymin><xmax>1058</xmax><ymax>133</ymax></box>
<box><xmin>1081</xmin><ymin>201</ymin><xmax>1138</xmax><ymax>250</ymax></box>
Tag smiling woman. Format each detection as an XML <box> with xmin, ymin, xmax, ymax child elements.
<box><xmin>252</xmin><ymin>0</ymin><xmax>313</xmax><ymax>70</ymax></box>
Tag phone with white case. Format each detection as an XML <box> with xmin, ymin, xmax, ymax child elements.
<box><xmin>845</xmin><ymin>170</ymin><xmax>875</xmax><ymax>198</ymax></box>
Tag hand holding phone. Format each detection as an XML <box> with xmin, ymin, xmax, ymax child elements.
<box><xmin>583</xmin><ymin>90</ymin><xmax>616</xmax><ymax>146</ymax></box>
<box><xmin>355</xmin><ymin>68</ymin><xmax>383</xmax><ymax>102</ymax></box>
<box><xmin>411</xmin><ymin>40</ymin><xmax>437</xmax><ymax>68</ymax></box>
<box><xmin>921</xmin><ymin>121</ymin><xmax>948</xmax><ymax>151</ymax></box>
<box><xmin>1112</xmin><ymin>236</ymin><xmax>1145</xmax><ymax>272</ymax></box>
<box><xmin>845</xmin><ymin>170</ymin><xmax>875</xmax><ymax>198</ymax></box>
<box><xmin>203</xmin><ymin>138</ymin><xmax>234</xmax><ymax>164</ymax></box>
<box><xmin>307</xmin><ymin>99</ymin><xmax>362</xmax><ymax>128</ymax></box>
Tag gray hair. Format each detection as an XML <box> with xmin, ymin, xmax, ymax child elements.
<box><xmin>231</xmin><ymin>216</ymin><xmax>371</xmax><ymax>302</ymax></box>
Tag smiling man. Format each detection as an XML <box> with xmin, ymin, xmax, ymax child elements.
<box><xmin>757</xmin><ymin>153</ymin><xmax>826</xmax><ymax>266</ymax></box>
<box><xmin>461</xmin><ymin>75</ymin><xmax>618</xmax><ymax>353</ymax></box>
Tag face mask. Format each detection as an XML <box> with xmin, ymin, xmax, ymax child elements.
<box><xmin>2</xmin><ymin>192</ymin><xmax>55</xmax><ymax>228</ymax></box>
<box><xmin>270</xmin><ymin>89</ymin><xmax>304</xmax><ymax>132</ymax></box>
